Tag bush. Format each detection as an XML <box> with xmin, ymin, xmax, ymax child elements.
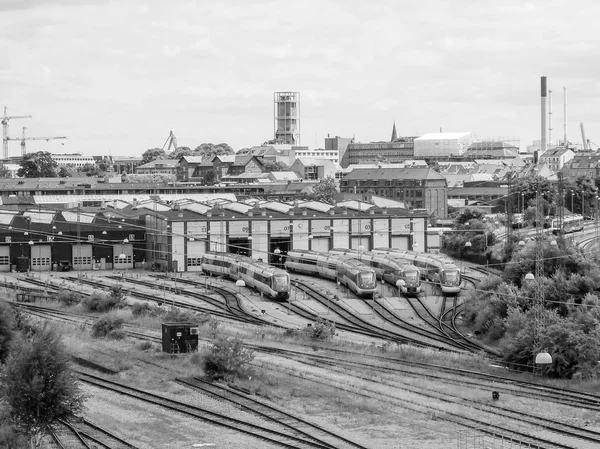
<box><xmin>56</xmin><ymin>290</ymin><xmax>82</xmax><ymax>307</ymax></box>
<box><xmin>136</xmin><ymin>341</ymin><xmax>153</xmax><ymax>351</ymax></box>
<box><xmin>310</xmin><ymin>317</ymin><xmax>336</xmax><ymax>340</ymax></box>
<box><xmin>163</xmin><ymin>307</ymin><xmax>208</xmax><ymax>324</ymax></box>
<box><xmin>107</xmin><ymin>329</ymin><xmax>126</xmax><ymax>340</ymax></box>
<box><xmin>203</xmin><ymin>336</ymin><xmax>255</xmax><ymax>380</ymax></box>
<box><xmin>91</xmin><ymin>317</ymin><xmax>124</xmax><ymax>338</ymax></box>
<box><xmin>83</xmin><ymin>292</ymin><xmax>125</xmax><ymax>313</ymax></box>
<box><xmin>131</xmin><ymin>302</ymin><xmax>152</xmax><ymax>317</ymax></box>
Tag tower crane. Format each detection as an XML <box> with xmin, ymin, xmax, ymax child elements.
<box><xmin>7</xmin><ymin>127</ymin><xmax>67</xmax><ymax>156</ymax></box>
<box><xmin>1</xmin><ymin>107</ymin><xmax>32</xmax><ymax>159</ymax></box>
<box><xmin>161</xmin><ymin>130</ymin><xmax>178</xmax><ymax>153</ymax></box>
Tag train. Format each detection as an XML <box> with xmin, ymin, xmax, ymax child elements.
<box><xmin>371</xmin><ymin>248</ymin><xmax>462</xmax><ymax>296</ymax></box>
<box><xmin>201</xmin><ymin>251</ymin><xmax>290</xmax><ymax>301</ymax></box>
<box><xmin>549</xmin><ymin>214</ymin><xmax>584</xmax><ymax>235</ymax></box>
<box><xmin>328</xmin><ymin>248</ymin><xmax>422</xmax><ymax>296</ymax></box>
<box><xmin>284</xmin><ymin>249</ymin><xmax>377</xmax><ymax>298</ymax></box>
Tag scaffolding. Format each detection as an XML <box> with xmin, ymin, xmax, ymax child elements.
<box><xmin>274</xmin><ymin>92</ymin><xmax>300</xmax><ymax>145</ymax></box>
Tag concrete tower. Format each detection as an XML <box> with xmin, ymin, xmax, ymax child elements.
<box><xmin>274</xmin><ymin>92</ymin><xmax>300</xmax><ymax>145</ymax></box>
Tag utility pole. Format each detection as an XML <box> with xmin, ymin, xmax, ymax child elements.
<box><xmin>1</xmin><ymin>107</ymin><xmax>31</xmax><ymax>159</ymax></box>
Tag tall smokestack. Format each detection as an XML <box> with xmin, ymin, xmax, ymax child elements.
<box><xmin>548</xmin><ymin>89</ymin><xmax>553</xmax><ymax>145</ymax></box>
<box><xmin>563</xmin><ymin>86</ymin><xmax>568</xmax><ymax>147</ymax></box>
<box><xmin>541</xmin><ymin>76</ymin><xmax>547</xmax><ymax>155</ymax></box>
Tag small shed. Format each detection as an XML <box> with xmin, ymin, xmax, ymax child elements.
<box><xmin>161</xmin><ymin>322</ymin><xmax>199</xmax><ymax>354</ymax></box>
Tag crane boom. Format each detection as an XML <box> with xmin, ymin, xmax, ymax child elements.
<box><xmin>6</xmin><ymin>127</ymin><xmax>67</xmax><ymax>155</ymax></box>
<box><xmin>1</xmin><ymin>107</ymin><xmax>32</xmax><ymax>159</ymax></box>
<box><xmin>161</xmin><ymin>131</ymin><xmax>178</xmax><ymax>154</ymax></box>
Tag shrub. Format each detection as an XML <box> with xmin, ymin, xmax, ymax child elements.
<box><xmin>136</xmin><ymin>341</ymin><xmax>153</xmax><ymax>351</ymax></box>
<box><xmin>83</xmin><ymin>292</ymin><xmax>125</xmax><ymax>313</ymax></box>
<box><xmin>203</xmin><ymin>336</ymin><xmax>255</xmax><ymax>380</ymax></box>
<box><xmin>56</xmin><ymin>290</ymin><xmax>82</xmax><ymax>306</ymax></box>
<box><xmin>91</xmin><ymin>317</ymin><xmax>124</xmax><ymax>338</ymax></box>
<box><xmin>131</xmin><ymin>302</ymin><xmax>152</xmax><ymax>317</ymax></box>
<box><xmin>163</xmin><ymin>307</ymin><xmax>208</xmax><ymax>324</ymax></box>
<box><xmin>310</xmin><ymin>317</ymin><xmax>336</xmax><ymax>340</ymax></box>
<box><xmin>107</xmin><ymin>329</ymin><xmax>126</xmax><ymax>340</ymax></box>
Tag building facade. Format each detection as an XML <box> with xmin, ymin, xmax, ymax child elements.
<box><xmin>274</xmin><ymin>92</ymin><xmax>300</xmax><ymax>145</ymax></box>
<box><xmin>342</xmin><ymin>139</ymin><xmax>415</xmax><ymax>168</ymax></box>
<box><xmin>413</xmin><ymin>132</ymin><xmax>473</xmax><ymax>157</ymax></box>
<box><xmin>339</xmin><ymin>167</ymin><xmax>448</xmax><ymax>218</ymax></box>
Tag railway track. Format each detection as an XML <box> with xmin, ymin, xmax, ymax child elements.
<box><xmin>176</xmin><ymin>377</ymin><xmax>368</xmax><ymax>449</ymax></box>
<box><xmin>47</xmin><ymin>418</ymin><xmax>139</xmax><ymax>448</ymax></box>
<box><xmin>77</xmin><ymin>371</ymin><xmax>342</xmax><ymax>449</ymax></box>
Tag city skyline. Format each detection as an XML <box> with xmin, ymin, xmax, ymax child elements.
<box><xmin>1</xmin><ymin>1</ymin><xmax>599</xmax><ymax>156</ymax></box>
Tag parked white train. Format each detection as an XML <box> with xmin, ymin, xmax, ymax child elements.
<box><xmin>284</xmin><ymin>249</ymin><xmax>377</xmax><ymax>298</ymax></box>
<box><xmin>549</xmin><ymin>214</ymin><xmax>584</xmax><ymax>235</ymax></box>
<box><xmin>371</xmin><ymin>248</ymin><xmax>462</xmax><ymax>295</ymax></box>
<box><xmin>201</xmin><ymin>251</ymin><xmax>290</xmax><ymax>301</ymax></box>
<box><xmin>329</xmin><ymin>248</ymin><xmax>422</xmax><ymax>296</ymax></box>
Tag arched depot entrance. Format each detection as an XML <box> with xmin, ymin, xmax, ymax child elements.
<box><xmin>113</xmin><ymin>243</ymin><xmax>134</xmax><ymax>270</ymax></box>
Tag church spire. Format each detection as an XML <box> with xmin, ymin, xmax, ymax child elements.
<box><xmin>391</xmin><ymin>121</ymin><xmax>397</xmax><ymax>142</ymax></box>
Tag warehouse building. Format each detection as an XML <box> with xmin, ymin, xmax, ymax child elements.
<box><xmin>413</xmin><ymin>132</ymin><xmax>473</xmax><ymax>158</ymax></box>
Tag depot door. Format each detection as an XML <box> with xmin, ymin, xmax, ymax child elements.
<box><xmin>72</xmin><ymin>244</ymin><xmax>93</xmax><ymax>270</ymax></box>
<box><xmin>31</xmin><ymin>244</ymin><xmax>51</xmax><ymax>272</ymax></box>
<box><xmin>113</xmin><ymin>244</ymin><xmax>134</xmax><ymax>270</ymax></box>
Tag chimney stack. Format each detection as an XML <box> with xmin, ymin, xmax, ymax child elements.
<box><xmin>541</xmin><ymin>76</ymin><xmax>548</xmax><ymax>154</ymax></box>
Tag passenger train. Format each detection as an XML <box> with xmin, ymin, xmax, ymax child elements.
<box><xmin>549</xmin><ymin>214</ymin><xmax>584</xmax><ymax>235</ymax></box>
<box><xmin>371</xmin><ymin>248</ymin><xmax>462</xmax><ymax>296</ymax></box>
<box><xmin>201</xmin><ymin>251</ymin><xmax>290</xmax><ymax>301</ymax></box>
<box><xmin>284</xmin><ymin>250</ymin><xmax>377</xmax><ymax>298</ymax></box>
<box><xmin>328</xmin><ymin>248</ymin><xmax>422</xmax><ymax>296</ymax></box>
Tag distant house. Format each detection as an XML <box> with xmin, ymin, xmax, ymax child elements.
<box><xmin>211</xmin><ymin>155</ymin><xmax>236</xmax><ymax>181</ymax></box>
<box><xmin>539</xmin><ymin>147</ymin><xmax>575</xmax><ymax>172</ymax></box>
<box><xmin>135</xmin><ymin>159</ymin><xmax>179</xmax><ymax>176</ymax></box>
<box><xmin>226</xmin><ymin>155</ymin><xmax>265</xmax><ymax>177</ymax></box>
<box><xmin>560</xmin><ymin>153</ymin><xmax>600</xmax><ymax>179</ymax></box>
<box><xmin>178</xmin><ymin>156</ymin><xmax>213</xmax><ymax>182</ymax></box>
<box><xmin>290</xmin><ymin>158</ymin><xmax>338</xmax><ymax>180</ymax></box>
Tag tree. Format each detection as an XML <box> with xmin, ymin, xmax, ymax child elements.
<box><xmin>0</xmin><ymin>301</ymin><xmax>16</xmax><ymax>363</ymax></box>
<box><xmin>17</xmin><ymin>152</ymin><xmax>58</xmax><ymax>178</ymax></box>
<box><xmin>309</xmin><ymin>176</ymin><xmax>338</xmax><ymax>204</ymax></box>
<box><xmin>57</xmin><ymin>165</ymin><xmax>76</xmax><ymax>178</ymax></box>
<box><xmin>169</xmin><ymin>147</ymin><xmax>193</xmax><ymax>160</ymax></box>
<box><xmin>0</xmin><ymin>164</ymin><xmax>12</xmax><ymax>178</ymax></box>
<box><xmin>193</xmin><ymin>143</ymin><xmax>234</xmax><ymax>159</ymax></box>
<box><xmin>262</xmin><ymin>160</ymin><xmax>289</xmax><ymax>172</ymax></box>
<box><xmin>141</xmin><ymin>148</ymin><xmax>167</xmax><ymax>165</ymax></box>
<box><xmin>1</xmin><ymin>325</ymin><xmax>85</xmax><ymax>448</ymax></box>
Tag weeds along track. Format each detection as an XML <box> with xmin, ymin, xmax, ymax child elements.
<box><xmin>254</xmin><ymin>361</ymin><xmax>582</xmax><ymax>449</ymax></box>
<box><xmin>77</xmin><ymin>371</ymin><xmax>338</xmax><ymax>449</ymax></box>
<box><xmin>296</xmin><ymin>357</ymin><xmax>600</xmax><ymax>448</ymax></box>
<box><xmin>248</xmin><ymin>344</ymin><xmax>600</xmax><ymax>412</ymax></box>
<box><xmin>7</xmin><ymin>302</ymin><xmax>162</xmax><ymax>344</ymax></box>
<box><xmin>176</xmin><ymin>377</ymin><xmax>368</xmax><ymax>449</ymax></box>
<box><xmin>48</xmin><ymin>418</ymin><xmax>139</xmax><ymax>449</ymax></box>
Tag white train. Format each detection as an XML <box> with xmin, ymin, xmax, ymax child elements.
<box><xmin>371</xmin><ymin>248</ymin><xmax>462</xmax><ymax>296</ymax></box>
<box><xmin>201</xmin><ymin>251</ymin><xmax>290</xmax><ymax>301</ymax></box>
<box><xmin>549</xmin><ymin>214</ymin><xmax>584</xmax><ymax>235</ymax></box>
<box><xmin>284</xmin><ymin>249</ymin><xmax>377</xmax><ymax>298</ymax></box>
<box><xmin>329</xmin><ymin>248</ymin><xmax>422</xmax><ymax>296</ymax></box>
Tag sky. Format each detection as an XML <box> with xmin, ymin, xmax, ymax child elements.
<box><xmin>1</xmin><ymin>0</ymin><xmax>600</xmax><ymax>157</ymax></box>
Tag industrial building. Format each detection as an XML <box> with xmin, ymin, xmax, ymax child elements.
<box><xmin>274</xmin><ymin>92</ymin><xmax>300</xmax><ymax>145</ymax></box>
<box><xmin>0</xmin><ymin>196</ymin><xmax>430</xmax><ymax>273</ymax></box>
<box><xmin>413</xmin><ymin>132</ymin><xmax>473</xmax><ymax>158</ymax></box>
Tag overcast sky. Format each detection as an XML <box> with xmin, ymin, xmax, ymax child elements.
<box><xmin>1</xmin><ymin>0</ymin><xmax>599</xmax><ymax>157</ymax></box>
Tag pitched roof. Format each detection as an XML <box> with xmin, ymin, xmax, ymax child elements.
<box><xmin>343</xmin><ymin>167</ymin><xmax>446</xmax><ymax>181</ymax></box>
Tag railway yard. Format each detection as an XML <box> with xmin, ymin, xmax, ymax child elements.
<box><xmin>4</xmin><ymin>267</ymin><xmax>600</xmax><ymax>449</ymax></box>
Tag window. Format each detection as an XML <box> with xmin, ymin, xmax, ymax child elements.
<box><xmin>32</xmin><ymin>257</ymin><xmax>51</xmax><ymax>267</ymax></box>
<box><xmin>74</xmin><ymin>256</ymin><xmax>92</xmax><ymax>265</ymax></box>
<box><xmin>0</xmin><ymin>256</ymin><xmax>9</xmax><ymax>265</ymax></box>
<box><xmin>115</xmin><ymin>255</ymin><xmax>133</xmax><ymax>265</ymax></box>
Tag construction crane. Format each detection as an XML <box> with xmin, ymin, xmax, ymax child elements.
<box><xmin>161</xmin><ymin>130</ymin><xmax>178</xmax><ymax>153</ymax></box>
<box><xmin>13</xmin><ymin>127</ymin><xmax>67</xmax><ymax>156</ymax></box>
<box><xmin>1</xmin><ymin>107</ymin><xmax>32</xmax><ymax>159</ymax></box>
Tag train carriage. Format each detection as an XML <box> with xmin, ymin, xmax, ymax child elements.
<box><xmin>372</xmin><ymin>248</ymin><xmax>462</xmax><ymax>296</ymax></box>
<box><xmin>550</xmin><ymin>214</ymin><xmax>584</xmax><ymax>235</ymax></box>
<box><xmin>329</xmin><ymin>248</ymin><xmax>422</xmax><ymax>296</ymax></box>
<box><xmin>201</xmin><ymin>251</ymin><xmax>290</xmax><ymax>301</ymax></box>
<box><xmin>285</xmin><ymin>249</ymin><xmax>377</xmax><ymax>298</ymax></box>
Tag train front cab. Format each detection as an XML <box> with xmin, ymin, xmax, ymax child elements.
<box><xmin>439</xmin><ymin>266</ymin><xmax>461</xmax><ymax>296</ymax></box>
<box><xmin>271</xmin><ymin>271</ymin><xmax>290</xmax><ymax>301</ymax></box>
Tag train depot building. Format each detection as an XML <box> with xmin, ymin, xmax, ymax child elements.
<box><xmin>0</xmin><ymin>196</ymin><xmax>431</xmax><ymax>273</ymax></box>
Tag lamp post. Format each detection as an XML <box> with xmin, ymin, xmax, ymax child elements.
<box><xmin>358</xmin><ymin>245</ymin><xmax>364</xmax><ymax>262</ymax></box>
<box><xmin>28</xmin><ymin>240</ymin><xmax>33</xmax><ymax>272</ymax></box>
